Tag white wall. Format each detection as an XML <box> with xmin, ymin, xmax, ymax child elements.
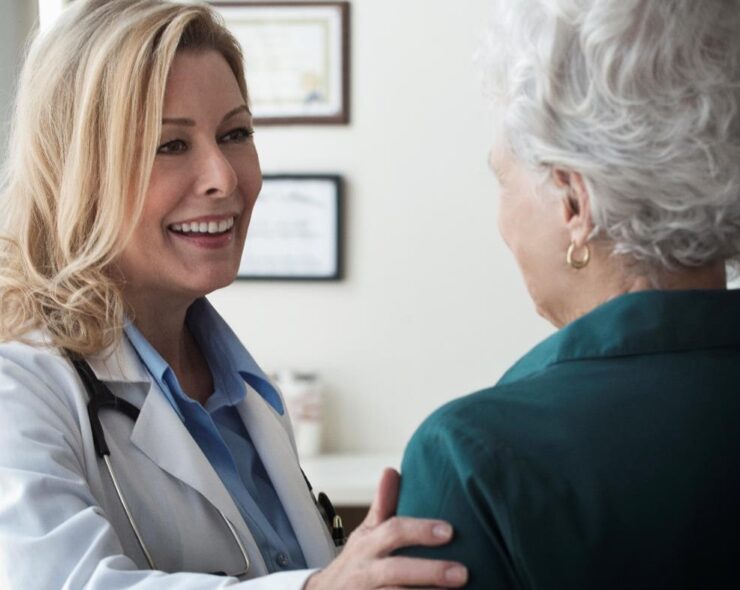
<box><xmin>210</xmin><ymin>0</ymin><xmax>553</xmax><ymax>453</ymax></box>
<box><xmin>0</xmin><ymin>1</ymin><xmax>37</xmax><ymax>158</ymax></box>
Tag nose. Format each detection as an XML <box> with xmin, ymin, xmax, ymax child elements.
<box><xmin>195</xmin><ymin>142</ymin><xmax>237</xmax><ymax>198</ymax></box>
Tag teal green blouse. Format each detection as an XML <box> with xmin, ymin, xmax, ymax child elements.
<box><xmin>397</xmin><ymin>289</ymin><xmax>740</xmax><ymax>588</ymax></box>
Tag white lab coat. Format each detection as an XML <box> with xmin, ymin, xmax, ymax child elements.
<box><xmin>0</xmin><ymin>333</ymin><xmax>337</xmax><ymax>589</ymax></box>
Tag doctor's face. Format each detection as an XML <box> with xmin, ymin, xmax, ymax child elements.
<box><xmin>116</xmin><ymin>49</ymin><xmax>261</xmax><ymax>304</ymax></box>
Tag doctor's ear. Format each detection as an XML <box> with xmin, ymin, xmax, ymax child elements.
<box><xmin>552</xmin><ymin>167</ymin><xmax>594</xmax><ymax>245</ymax></box>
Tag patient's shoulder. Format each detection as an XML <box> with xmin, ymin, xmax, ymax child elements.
<box><xmin>401</xmin><ymin>386</ymin><xmax>519</xmax><ymax>491</ymax></box>
<box><xmin>402</xmin><ymin>363</ymin><xmax>599</xmax><ymax>485</ymax></box>
<box><xmin>407</xmin><ymin>380</ymin><xmax>541</xmax><ymax>450</ymax></box>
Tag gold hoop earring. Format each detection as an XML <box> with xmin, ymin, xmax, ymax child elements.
<box><xmin>566</xmin><ymin>242</ymin><xmax>590</xmax><ymax>269</ymax></box>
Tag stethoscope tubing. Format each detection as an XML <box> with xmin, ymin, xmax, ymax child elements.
<box><xmin>218</xmin><ymin>509</ymin><xmax>252</xmax><ymax>575</ymax></box>
<box><xmin>102</xmin><ymin>454</ymin><xmax>156</xmax><ymax>570</ymax></box>
<box><xmin>105</xmin><ymin>448</ymin><xmax>251</xmax><ymax>575</ymax></box>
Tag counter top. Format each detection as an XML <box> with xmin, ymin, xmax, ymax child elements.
<box><xmin>300</xmin><ymin>452</ymin><xmax>403</xmax><ymax>506</ymax></box>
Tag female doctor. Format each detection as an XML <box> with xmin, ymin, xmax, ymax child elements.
<box><xmin>0</xmin><ymin>1</ymin><xmax>468</xmax><ymax>589</ymax></box>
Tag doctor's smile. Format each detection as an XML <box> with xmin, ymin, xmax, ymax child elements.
<box><xmin>168</xmin><ymin>215</ymin><xmax>238</xmax><ymax>249</ymax></box>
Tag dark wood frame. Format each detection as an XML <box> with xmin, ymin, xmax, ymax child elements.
<box><xmin>237</xmin><ymin>174</ymin><xmax>344</xmax><ymax>281</ymax></box>
<box><xmin>210</xmin><ymin>2</ymin><xmax>351</xmax><ymax>125</ymax></box>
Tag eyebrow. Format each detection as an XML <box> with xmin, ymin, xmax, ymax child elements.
<box><xmin>162</xmin><ymin>105</ymin><xmax>251</xmax><ymax>126</ymax></box>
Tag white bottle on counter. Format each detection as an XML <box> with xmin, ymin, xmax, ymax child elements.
<box><xmin>274</xmin><ymin>370</ymin><xmax>324</xmax><ymax>457</ymax></box>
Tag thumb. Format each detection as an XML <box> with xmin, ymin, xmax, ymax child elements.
<box><xmin>363</xmin><ymin>467</ymin><xmax>400</xmax><ymax>528</ymax></box>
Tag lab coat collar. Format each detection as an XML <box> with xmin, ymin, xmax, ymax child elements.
<box><xmin>86</xmin><ymin>333</ymin><xmax>151</xmax><ymax>385</ymax></box>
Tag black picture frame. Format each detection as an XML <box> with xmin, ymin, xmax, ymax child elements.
<box><xmin>237</xmin><ymin>174</ymin><xmax>343</xmax><ymax>280</ymax></box>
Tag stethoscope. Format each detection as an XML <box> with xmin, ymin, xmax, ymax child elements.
<box><xmin>68</xmin><ymin>354</ymin><xmax>345</xmax><ymax>577</ymax></box>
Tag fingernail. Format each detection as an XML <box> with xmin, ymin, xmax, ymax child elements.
<box><xmin>433</xmin><ymin>523</ymin><xmax>452</xmax><ymax>539</ymax></box>
<box><xmin>445</xmin><ymin>565</ymin><xmax>468</xmax><ymax>584</ymax></box>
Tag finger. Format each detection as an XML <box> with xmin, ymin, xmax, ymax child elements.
<box><xmin>367</xmin><ymin>516</ymin><xmax>454</xmax><ymax>556</ymax></box>
<box><xmin>364</xmin><ymin>467</ymin><xmax>400</xmax><ymax>527</ymax></box>
<box><xmin>372</xmin><ymin>556</ymin><xmax>468</xmax><ymax>588</ymax></box>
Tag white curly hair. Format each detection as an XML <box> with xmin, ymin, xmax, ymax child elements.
<box><xmin>480</xmin><ymin>0</ymin><xmax>740</xmax><ymax>271</ymax></box>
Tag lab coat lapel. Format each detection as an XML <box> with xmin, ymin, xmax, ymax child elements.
<box><xmin>237</xmin><ymin>386</ymin><xmax>336</xmax><ymax>568</ymax></box>
<box><xmin>130</xmin><ymin>390</ymin><xmax>234</xmax><ymax>517</ymax></box>
<box><xmin>88</xmin><ymin>337</ymin><xmax>269</xmax><ymax>574</ymax></box>
<box><xmin>129</xmin><ymin>385</ymin><xmax>267</xmax><ymax>573</ymax></box>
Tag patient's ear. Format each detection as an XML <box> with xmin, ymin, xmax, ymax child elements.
<box><xmin>552</xmin><ymin>167</ymin><xmax>594</xmax><ymax>246</ymax></box>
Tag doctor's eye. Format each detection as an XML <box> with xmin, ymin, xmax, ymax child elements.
<box><xmin>220</xmin><ymin>127</ymin><xmax>254</xmax><ymax>144</ymax></box>
<box><xmin>157</xmin><ymin>139</ymin><xmax>188</xmax><ymax>155</ymax></box>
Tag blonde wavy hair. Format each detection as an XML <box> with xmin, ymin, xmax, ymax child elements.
<box><xmin>0</xmin><ymin>0</ymin><xmax>248</xmax><ymax>356</ymax></box>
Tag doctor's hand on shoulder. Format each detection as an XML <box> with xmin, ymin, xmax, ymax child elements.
<box><xmin>306</xmin><ymin>469</ymin><xmax>468</xmax><ymax>590</ymax></box>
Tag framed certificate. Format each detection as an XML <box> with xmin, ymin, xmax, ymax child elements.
<box><xmin>211</xmin><ymin>2</ymin><xmax>350</xmax><ymax>125</ymax></box>
<box><xmin>238</xmin><ymin>174</ymin><xmax>343</xmax><ymax>280</ymax></box>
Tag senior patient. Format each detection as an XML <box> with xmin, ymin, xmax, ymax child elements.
<box><xmin>397</xmin><ymin>0</ymin><xmax>740</xmax><ymax>588</ymax></box>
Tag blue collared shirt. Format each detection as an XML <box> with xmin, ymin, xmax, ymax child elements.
<box><xmin>124</xmin><ymin>298</ymin><xmax>307</xmax><ymax>572</ymax></box>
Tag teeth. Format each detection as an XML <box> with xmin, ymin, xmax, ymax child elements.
<box><xmin>170</xmin><ymin>217</ymin><xmax>235</xmax><ymax>234</ymax></box>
